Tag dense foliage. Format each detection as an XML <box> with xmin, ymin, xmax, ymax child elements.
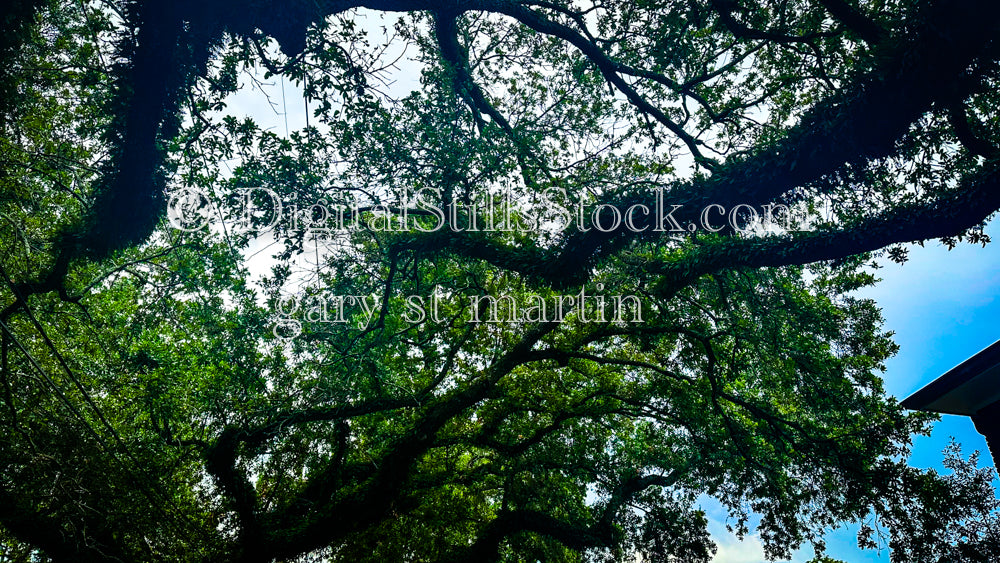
<box><xmin>3</xmin><ymin>0</ymin><xmax>1000</xmax><ymax>561</ymax></box>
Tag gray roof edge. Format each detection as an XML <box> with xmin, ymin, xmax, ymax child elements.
<box><xmin>901</xmin><ymin>339</ymin><xmax>1000</xmax><ymax>412</ymax></box>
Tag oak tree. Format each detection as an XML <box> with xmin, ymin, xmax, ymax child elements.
<box><xmin>3</xmin><ymin>0</ymin><xmax>1000</xmax><ymax>561</ymax></box>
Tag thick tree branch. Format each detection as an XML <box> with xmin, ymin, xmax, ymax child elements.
<box><xmin>0</xmin><ymin>484</ymin><xmax>130</xmax><ymax>563</ymax></box>
<box><xmin>649</xmin><ymin>162</ymin><xmax>1000</xmax><ymax>299</ymax></box>
<box><xmin>390</xmin><ymin>0</ymin><xmax>1000</xmax><ymax>289</ymax></box>
<box><xmin>246</xmin><ymin>323</ymin><xmax>559</xmax><ymax>561</ymax></box>
<box><xmin>814</xmin><ymin>0</ymin><xmax>886</xmax><ymax>44</ymax></box>
<box><xmin>710</xmin><ymin>0</ymin><xmax>841</xmax><ymax>44</ymax></box>
<box><xmin>948</xmin><ymin>104</ymin><xmax>998</xmax><ymax>159</ymax></box>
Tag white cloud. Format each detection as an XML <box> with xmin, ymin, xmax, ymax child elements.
<box><xmin>712</xmin><ymin>533</ymin><xmax>767</xmax><ymax>563</ymax></box>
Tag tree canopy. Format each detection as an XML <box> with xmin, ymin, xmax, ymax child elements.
<box><xmin>2</xmin><ymin>0</ymin><xmax>1000</xmax><ymax>561</ymax></box>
